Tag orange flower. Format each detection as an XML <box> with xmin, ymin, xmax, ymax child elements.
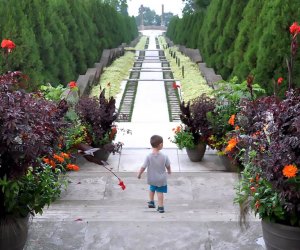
<box><xmin>53</xmin><ymin>154</ymin><xmax>65</xmax><ymax>163</ymax></box>
<box><xmin>43</xmin><ymin>158</ymin><xmax>56</xmax><ymax>168</ymax></box>
<box><xmin>109</xmin><ymin>126</ymin><xmax>118</xmax><ymax>140</ymax></box>
<box><xmin>228</xmin><ymin>114</ymin><xmax>235</xmax><ymax>126</ymax></box>
<box><xmin>282</xmin><ymin>164</ymin><xmax>298</xmax><ymax>178</ymax></box>
<box><xmin>250</xmin><ymin>186</ymin><xmax>256</xmax><ymax>193</ymax></box>
<box><xmin>60</xmin><ymin>152</ymin><xmax>70</xmax><ymax>159</ymax></box>
<box><xmin>235</xmin><ymin>126</ymin><xmax>240</xmax><ymax>130</ymax></box>
<box><xmin>43</xmin><ymin>157</ymin><xmax>50</xmax><ymax>164</ymax></box>
<box><xmin>255</xmin><ymin>174</ymin><xmax>260</xmax><ymax>182</ymax></box>
<box><xmin>67</xmin><ymin>164</ymin><xmax>80</xmax><ymax>171</ymax></box>
<box><xmin>224</xmin><ymin>137</ymin><xmax>238</xmax><ymax>152</ymax></box>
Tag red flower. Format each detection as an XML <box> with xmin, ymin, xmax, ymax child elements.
<box><xmin>255</xmin><ymin>200</ymin><xmax>260</xmax><ymax>209</ymax></box>
<box><xmin>1</xmin><ymin>39</ymin><xmax>16</xmax><ymax>52</ymax></box>
<box><xmin>289</xmin><ymin>22</ymin><xmax>300</xmax><ymax>36</ymax></box>
<box><xmin>172</xmin><ymin>82</ymin><xmax>180</xmax><ymax>89</ymax></box>
<box><xmin>118</xmin><ymin>180</ymin><xmax>126</xmax><ymax>190</ymax></box>
<box><xmin>277</xmin><ymin>77</ymin><xmax>284</xmax><ymax>85</ymax></box>
<box><xmin>69</xmin><ymin>81</ymin><xmax>77</xmax><ymax>89</ymax></box>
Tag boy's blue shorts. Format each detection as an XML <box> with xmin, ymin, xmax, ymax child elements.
<box><xmin>149</xmin><ymin>185</ymin><xmax>167</xmax><ymax>193</ymax></box>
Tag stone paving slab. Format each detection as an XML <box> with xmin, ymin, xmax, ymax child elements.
<box><xmin>25</xmin><ymin>221</ymin><xmax>264</xmax><ymax>250</ymax></box>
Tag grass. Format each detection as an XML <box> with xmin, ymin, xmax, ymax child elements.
<box><xmin>158</xmin><ymin>36</ymin><xmax>213</xmax><ymax>102</ymax></box>
<box><xmin>90</xmin><ymin>36</ymin><xmax>148</xmax><ymax>99</ymax></box>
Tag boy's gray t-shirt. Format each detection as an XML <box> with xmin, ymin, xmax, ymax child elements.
<box><xmin>142</xmin><ymin>152</ymin><xmax>170</xmax><ymax>187</ymax></box>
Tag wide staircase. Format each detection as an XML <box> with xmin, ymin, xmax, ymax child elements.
<box><xmin>25</xmin><ymin>30</ymin><xmax>264</xmax><ymax>250</ymax></box>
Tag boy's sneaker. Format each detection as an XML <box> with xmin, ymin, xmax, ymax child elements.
<box><xmin>148</xmin><ymin>201</ymin><xmax>155</xmax><ymax>208</ymax></box>
<box><xmin>157</xmin><ymin>206</ymin><xmax>165</xmax><ymax>213</ymax></box>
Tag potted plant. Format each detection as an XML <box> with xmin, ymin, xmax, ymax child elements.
<box><xmin>171</xmin><ymin>93</ymin><xmax>215</xmax><ymax>161</ymax></box>
<box><xmin>207</xmin><ymin>77</ymin><xmax>265</xmax><ymax>171</ymax></box>
<box><xmin>75</xmin><ymin>88</ymin><xmax>122</xmax><ymax>162</ymax></box>
<box><xmin>235</xmin><ymin>22</ymin><xmax>300</xmax><ymax>249</ymax></box>
<box><xmin>0</xmin><ymin>64</ymin><xmax>68</xmax><ymax>249</ymax></box>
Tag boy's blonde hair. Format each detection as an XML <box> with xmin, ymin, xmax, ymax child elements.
<box><xmin>150</xmin><ymin>135</ymin><xmax>163</xmax><ymax>148</ymax></box>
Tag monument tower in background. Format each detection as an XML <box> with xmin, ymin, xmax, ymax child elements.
<box><xmin>161</xmin><ymin>4</ymin><xmax>164</xmax><ymax>27</ymax></box>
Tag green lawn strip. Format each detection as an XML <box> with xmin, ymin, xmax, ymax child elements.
<box><xmin>164</xmin><ymin>81</ymin><xmax>173</xmax><ymax>122</ymax></box>
<box><xmin>164</xmin><ymin>81</ymin><xmax>181</xmax><ymax>122</ymax></box>
<box><xmin>90</xmin><ymin>52</ymin><xmax>135</xmax><ymax>99</ymax></box>
<box><xmin>90</xmin><ymin>36</ymin><xmax>147</xmax><ymax>99</ymax></box>
<box><xmin>117</xmin><ymin>80</ymin><xmax>138</xmax><ymax>122</ymax></box>
<box><xmin>158</xmin><ymin>36</ymin><xmax>213</xmax><ymax>102</ymax></box>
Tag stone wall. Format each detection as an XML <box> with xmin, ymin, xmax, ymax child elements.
<box><xmin>76</xmin><ymin>36</ymin><xmax>141</xmax><ymax>96</ymax></box>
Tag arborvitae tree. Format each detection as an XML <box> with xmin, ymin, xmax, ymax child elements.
<box><xmin>190</xmin><ymin>12</ymin><xmax>205</xmax><ymax>49</ymax></box>
<box><xmin>47</xmin><ymin>1</ymin><xmax>76</xmax><ymax>84</ymax></box>
<box><xmin>0</xmin><ymin>0</ymin><xmax>43</xmax><ymax>88</ymax></box>
<box><xmin>214</xmin><ymin>0</ymin><xmax>248</xmax><ymax>78</ymax></box>
<box><xmin>23</xmin><ymin>0</ymin><xmax>58</xmax><ymax>83</ymax></box>
<box><xmin>252</xmin><ymin>0</ymin><xmax>300</xmax><ymax>94</ymax></box>
<box><xmin>53</xmin><ymin>0</ymin><xmax>87</xmax><ymax>75</ymax></box>
<box><xmin>0</xmin><ymin>0</ymin><xmax>138</xmax><ymax>86</ymax></box>
<box><xmin>197</xmin><ymin>0</ymin><xmax>222</xmax><ymax>67</ymax></box>
<box><xmin>67</xmin><ymin>0</ymin><xmax>99</xmax><ymax>68</ymax></box>
<box><xmin>205</xmin><ymin>0</ymin><xmax>231</xmax><ymax>68</ymax></box>
<box><xmin>230</xmin><ymin>0</ymin><xmax>264</xmax><ymax>81</ymax></box>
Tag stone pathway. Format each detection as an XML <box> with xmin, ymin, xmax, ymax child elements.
<box><xmin>25</xmin><ymin>30</ymin><xmax>265</xmax><ymax>250</ymax></box>
<box><xmin>116</xmin><ymin>30</ymin><xmax>181</xmax><ymax>148</ymax></box>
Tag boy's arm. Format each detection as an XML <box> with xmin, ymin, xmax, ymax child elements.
<box><xmin>137</xmin><ymin>167</ymin><xmax>145</xmax><ymax>179</ymax></box>
<box><xmin>166</xmin><ymin>166</ymin><xmax>171</xmax><ymax>174</ymax></box>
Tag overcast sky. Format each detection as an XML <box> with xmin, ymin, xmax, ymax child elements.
<box><xmin>127</xmin><ymin>0</ymin><xmax>184</xmax><ymax>17</ymax></box>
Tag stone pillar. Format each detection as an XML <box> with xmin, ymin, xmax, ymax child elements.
<box><xmin>140</xmin><ymin>5</ymin><xmax>144</xmax><ymax>30</ymax></box>
<box><xmin>161</xmin><ymin>4</ymin><xmax>164</xmax><ymax>27</ymax></box>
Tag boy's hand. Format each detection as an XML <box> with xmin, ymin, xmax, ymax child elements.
<box><xmin>137</xmin><ymin>173</ymin><xmax>141</xmax><ymax>179</ymax></box>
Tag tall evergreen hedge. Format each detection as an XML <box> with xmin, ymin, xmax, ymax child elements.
<box><xmin>167</xmin><ymin>0</ymin><xmax>300</xmax><ymax>95</ymax></box>
<box><xmin>0</xmin><ymin>0</ymin><xmax>138</xmax><ymax>88</ymax></box>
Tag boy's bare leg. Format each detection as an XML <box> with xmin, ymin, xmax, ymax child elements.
<box><xmin>157</xmin><ymin>192</ymin><xmax>164</xmax><ymax>207</ymax></box>
<box><xmin>149</xmin><ymin>191</ymin><xmax>155</xmax><ymax>201</ymax></box>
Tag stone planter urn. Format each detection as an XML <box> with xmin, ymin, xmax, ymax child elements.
<box><xmin>93</xmin><ymin>148</ymin><xmax>111</xmax><ymax>162</ymax></box>
<box><xmin>219</xmin><ymin>155</ymin><xmax>240</xmax><ymax>172</ymax></box>
<box><xmin>186</xmin><ymin>142</ymin><xmax>206</xmax><ymax>162</ymax></box>
<box><xmin>0</xmin><ymin>215</ymin><xmax>29</xmax><ymax>250</ymax></box>
<box><xmin>261</xmin><ymin>220</ymin><xmax>300</xmax><ymax>250</ymax></box>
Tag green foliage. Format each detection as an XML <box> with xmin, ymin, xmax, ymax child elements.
<box><xmin>40</xmin><ymin>84</ymin><xmax>66</xmax><ymax>102</ymax></box>
<box><xmin>234</xmin><ymin>160</ymin><xmax>286</xmax><ymax>224</ymax></box>
<box><xmin>170</xmin><ymin>126</ymin><xmax>196</xmax><ymax>150</ymax></box>
<box><xmin>207</xmin><ymin>77</ymin><xmax>265</xmax><ymax>151</ymax></box>
<box><xmin>0</xmin><ymin>163</ymin><xmax>66</xmax><ymax>217</ymax></box>
<box><xmin>64</xmin><ymin>122</ymin><xmax>88</xmax><ymax>151</ymax></box>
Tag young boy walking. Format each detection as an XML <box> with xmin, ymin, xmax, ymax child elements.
<box><xmin>137</xmin><ymin>135</ymin><xmax>171</xmax><ymax>213</ymax></box>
